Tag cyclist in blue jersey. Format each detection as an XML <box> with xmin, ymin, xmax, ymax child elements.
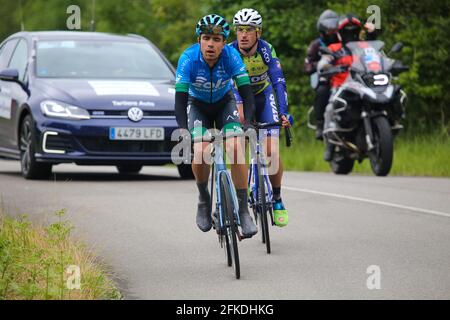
<box><xmin>175</xmin><ymin>14</ymin><xmax>258</xmax><ymax>237</ymax></box>
<box><xmin>231</xmin><ymin>8</ymin><xmax>293</xmax><ymax>227</ymax></box>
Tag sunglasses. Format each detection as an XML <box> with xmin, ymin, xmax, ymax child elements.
<box><xmin>199</xmin><ymin>25</ymin><xmax>224</xmax><ymax>35</ymax></box>
<box><xmin>235</xmin><ymin>26</ymin><xmax>259</xmax><ymax>33</ymax></box>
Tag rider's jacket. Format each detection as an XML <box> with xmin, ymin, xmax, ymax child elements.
<box><xmin>175</xmin><ymin>43</ymin><xmax>249</xmax><ymax>103</ymax></box>
<box><xmin>328</xmin><ymin>42</ymin><xmax>353</xmax><ymax>88</ymax></box>
<box><xmin>230</xmin><ymin>39</ymin><xmax>288</xmax><ymax>114</ymax></box>
<box><xmin>304</xmin><ymin>37</ymin><xmax>322</xmax><ymax>75</ymax></box>
<box><xmin>325</xmin><ymin>29</ymin><xmax>381</xmax><ymax>88</ymax></box>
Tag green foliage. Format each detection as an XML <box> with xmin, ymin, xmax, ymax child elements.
<box><xmin>0</xmin><ymin>0</ymin><xmax>448</xmax><ymax>134</ymax></box>
<box><xmin>280</xmin><ymin>127</ymin><xmax>450</xmax><ymax>176</ymax></box>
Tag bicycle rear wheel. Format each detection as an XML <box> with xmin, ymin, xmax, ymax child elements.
<box><xmin>258</xmin><ymin>161</ymin><xmax>271</xmax><ymax>254</ymax></box>
<box><xmin>220</xmin><ymin>173</ymin><xmax>240</xmax><ymax>279</ymax></box>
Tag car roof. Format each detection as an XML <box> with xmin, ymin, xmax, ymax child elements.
<box><xmin>5</xmin><ymin>31</ymin><xmax>148</xmax><ymax>43</ymax></box>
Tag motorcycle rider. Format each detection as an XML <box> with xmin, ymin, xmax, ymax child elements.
<box><xmin>304</xmin><ymin>9</ymin><xmax>340</xmax><ymax>140</ymax></box>
<box><xmin>318</xmin><ymin>14</ymin><xmax>399</xmax><ymax>161</ymax></box>
<box><xmin>317</xmin><ymin>14</ymin><xmax>364</xmax><ymax>161</ymax></box>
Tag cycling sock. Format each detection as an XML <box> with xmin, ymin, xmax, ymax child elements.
<box><xmin>196</xmin><ymin>182</ymin><xmax>210</xmax><ymax>203</ymax></box>
<box><xmin>273</xmin><ymin>187</ymin><xmax>281</xmax><ymax>201</ymax></box>
<box><xmin>236</xmin><ymin>189</ymin><xmax>249</xmax><ymax>214</ymax></box>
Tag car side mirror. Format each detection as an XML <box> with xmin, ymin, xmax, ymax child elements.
<box><xmin>389</xmin><ymin>42</ymin><xmax>403</xmax><ymax>54</ymax></box>
<box><xmin>0</xmin><ymin>68</ymin><xmax>20</xmax><ymax>82</ymax></box>
<box><xmin>0</xmin><ymin>68</ymin><xmax>30</xmax><ymax>96</ymax></box>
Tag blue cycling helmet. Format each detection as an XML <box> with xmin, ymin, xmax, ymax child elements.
<box><xmin>195</xmin><ymin>14</ymin><xmax>230</xmax><ymax>40</ymax></box>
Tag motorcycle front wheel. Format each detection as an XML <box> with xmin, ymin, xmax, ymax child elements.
<box><xmin>369</xmin><ymin>117</ymin><xmax>393</xmax><ymax>176</ymax></box>
<box><xmin>330</xmin><ymin>156</ymin><xmax>354</xmax><ymax>175</ymax></box>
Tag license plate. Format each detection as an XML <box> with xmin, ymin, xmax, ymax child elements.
<box><xmin>109</xmin><ymin>127</ymin><xmax>165</xmax><ymax>140</ymax></box>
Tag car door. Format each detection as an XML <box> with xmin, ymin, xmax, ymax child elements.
<box><xmin>0</xmin><ymin>38</ymin><xmax>19</xmax><ymax>152</ymax></box>
<box><xmin>1</xmin><ymin>38</ymin><xmax>29</xmax><ymax>151</ymax></box>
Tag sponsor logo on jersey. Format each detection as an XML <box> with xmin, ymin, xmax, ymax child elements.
<box><xmin>192</xmin><ymin>76</ymin><xmax>230</xmax><ymax>91</ymax></box>
<box><xmin>235</xmin><ymin>73</ymin><xmax>248</xmax><ymax>79</ymax></box>
<box><xmin>269</xmin><ymin>93</ymin><xmax>279</xmax><ymax>122</ymax></box>
<box><xmin>250</xmin><ymin>72</ymin><xmax>269</xmax><ymax>84</ymax></box>
<box><xmin>260</xmin><ymin>46</ymin><xmax>271</xmax><ymax>63</ymax></box>
<box><xmin>179</xmin><ymin>57</ymin><xmax>191</xmax><ymax>73</ymax></box>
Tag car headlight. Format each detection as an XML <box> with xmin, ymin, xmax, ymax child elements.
<box><xmin>40</xmin><ymin>100</ymin><xmax>90</xmax><ymax>120</ymax></box>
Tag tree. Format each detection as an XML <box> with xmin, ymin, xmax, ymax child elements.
<box><xmin>0</xmin><ymin>0</ymin><xmax>448</xmax><ymax>134</ymax></box>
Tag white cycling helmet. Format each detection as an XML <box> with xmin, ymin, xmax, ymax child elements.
<box><xmin>233</xmin><ymin>8</ymin><xmax>262</xmax><ymax>28</ymax></box>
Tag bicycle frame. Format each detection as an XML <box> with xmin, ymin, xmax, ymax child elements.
<box><xmin>247</xmin><ymin>122</ymin><xmax>292</xmax><ymax>253</ymax></box>
<box><xmin>248</xmin><ymin>134</ymin><xmax>274</xmax><ymax>217</ymax></box>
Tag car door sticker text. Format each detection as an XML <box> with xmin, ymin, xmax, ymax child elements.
<box><xmin>88</xmin><ymin>81</ymin><xmax>160</xmax><ymax>96</ymax></box>
<box><xmin>0</xmin><ymin>97</ymin><xmax>12</xmax><ymax>119</ymax></box>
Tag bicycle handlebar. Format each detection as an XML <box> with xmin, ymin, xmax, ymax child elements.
<box><xmin>186</xmin><ymin>122</ymin><xmax>293</xmax><ymax>147</ymax></box>
<box><xmin>253</xmin><ymin>121</ymin><xmax>293</xmax><ymax>148</ymax></box>
<box><xmin>191</xmin><ymin>131</ymin><xmax>246</xmax><ymax>144</ymax></box>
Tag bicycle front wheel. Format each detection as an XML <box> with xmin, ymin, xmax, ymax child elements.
<box><xmin>220</xmin><ymin>173</ymin><xmax>240</xmax><ymax>279</ymax></box>
<box><xmin>258</xmin><ymin>161</ymin><xmax>271</xmax><ymax>254</ymax></box>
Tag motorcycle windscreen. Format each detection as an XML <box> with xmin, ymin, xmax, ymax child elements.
<box><xmin>345</xmin><ymin>41</ymin><xmax>386</xmax><ymax>73</ymax></box>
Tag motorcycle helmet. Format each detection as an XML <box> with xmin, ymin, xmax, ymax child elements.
<box><xmin>338</xmin><ymin>14</ymin><xmax>362</xmax><ymax>44</ymax></box>
<box><xmin>317</xmin><ymin>9</ymin><xmax>339</xmax><ymax>45</ymax></box>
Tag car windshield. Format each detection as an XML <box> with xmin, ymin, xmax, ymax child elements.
<box><xmin>35</xmin><ymin>40</ymin><xmax>174</xmax><ymax>80</ymax></box>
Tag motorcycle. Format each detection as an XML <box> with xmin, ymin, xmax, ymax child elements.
<box><xmin>307</xmin><ymin>40</ymin><xmax>409</xmax><ymax>176</ymax></box>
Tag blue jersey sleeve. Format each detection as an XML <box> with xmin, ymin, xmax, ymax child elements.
<box><xmin>262</xmin><ymin>41</ymin><xmax>289</xmax><ymax>115</ymax></box>
<box><xmin>175</xmin><ymin>52</ymin><xmax>192</xmax><ymax>92</ymax></box>
<box><xmin>231</xmin><ymin>80</ymin><xmax>243</xmax><ymax>104</ymax></box>
<box><xmin>228</xmin><ymin>45</ymin><xmax>248</xmax><ymax>77</ymax></box>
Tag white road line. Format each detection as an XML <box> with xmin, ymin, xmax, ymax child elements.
<box><xmin>284</xmin><ymin>186</ymin><xmax>450</xmax><ymax>219</ymax></box>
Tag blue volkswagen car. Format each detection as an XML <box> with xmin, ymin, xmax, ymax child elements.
<box><xmin>0</xmin><ymin>31</ymin><xmax>192</xmax><ymax>179</ymax></box>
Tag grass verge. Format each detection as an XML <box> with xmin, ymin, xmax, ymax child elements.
<box><xmin>0</xmin><ymin>208</ymin><xmax>121</xmax><ymax>300</ymax></box>
<box><xmin>280</xmin><ymin>127</ymin><xmax>450</xmax><ymax>177</ymax></box>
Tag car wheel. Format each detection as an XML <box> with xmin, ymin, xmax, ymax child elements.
<box><xmin>19</xmin><ymin>115</ymin><xmax>52</xmax><ymax>180</ymax></box>
<box><xmin>177</xmin><ymin>163</ymin><xmax>194</xmax><ymax>180</ymax></box>
<box><xmin>116</xmin><ymin>165</ymin><xmax>143</xmax><ymax>174</ymax></box>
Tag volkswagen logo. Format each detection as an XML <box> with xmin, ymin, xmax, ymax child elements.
<box><xmin>128</xmin><ymin>107</ymin><xmax>144</xmax><ymax>122</ymax></box>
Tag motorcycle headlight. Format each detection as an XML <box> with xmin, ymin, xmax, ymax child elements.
<box><xmin>40</xmin><ymin>100</ymin><xmax>90</xmax><ymax>120</ymax></box>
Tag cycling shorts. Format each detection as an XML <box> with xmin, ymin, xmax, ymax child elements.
<box><xmin>187</xmin><ymin>90</ymin><xmax>243</xmax><ymax>139</ymax></box>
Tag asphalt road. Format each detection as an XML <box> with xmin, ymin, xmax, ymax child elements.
<box><xmin>0</xmin><ymin>159</ymin><xmax>449</xmax><ymax>299</ymax></box>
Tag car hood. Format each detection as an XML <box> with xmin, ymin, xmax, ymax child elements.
<box><xmin>33</xmin><ymin>79</ymin><xmax>176</xmax><ymax>111</ymax></box>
